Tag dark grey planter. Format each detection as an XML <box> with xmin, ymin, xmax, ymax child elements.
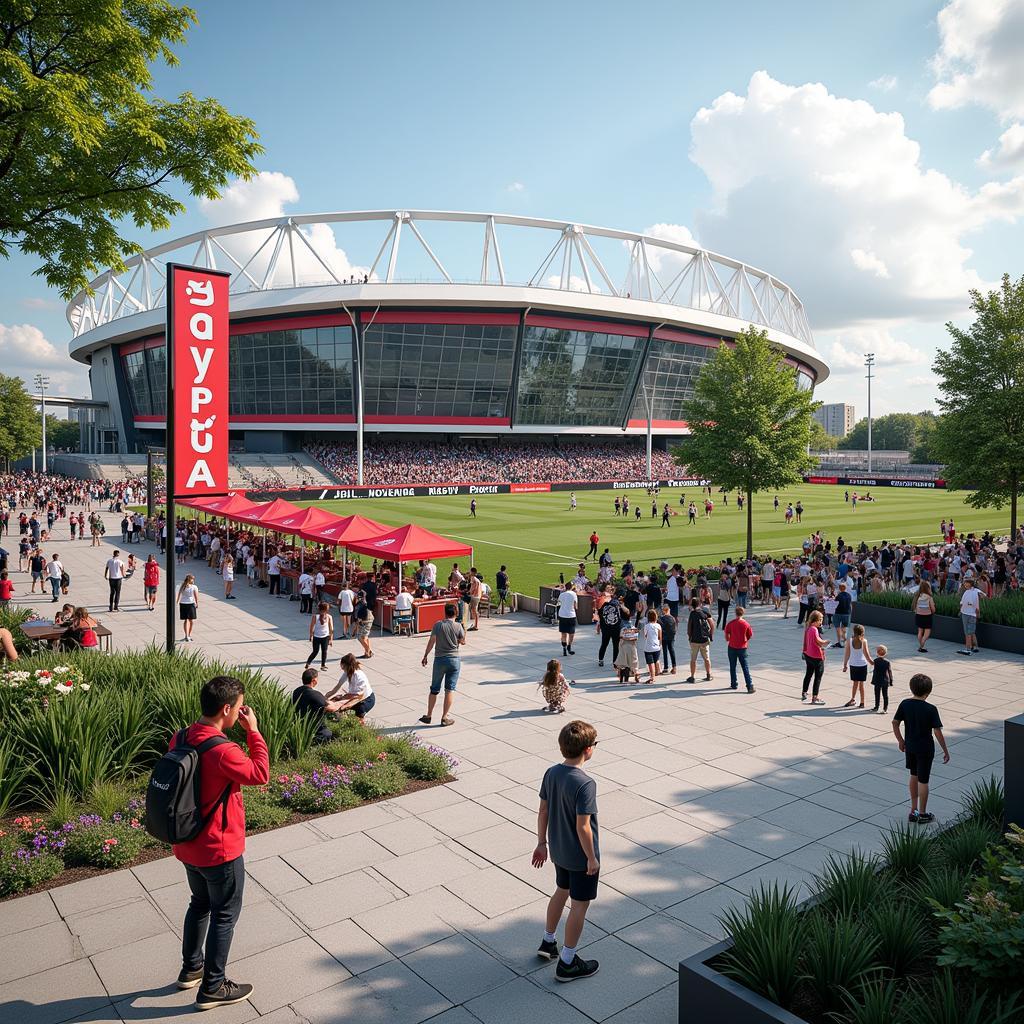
<box><xmin>852</xmin><ymin>601</ymin><xmax>1024</xmax><ymax>655</ymax></box>
<box><xmin>679</xmin><ymin>940</ymin><xmax>808</xmax><ymax>1024</ymax></box>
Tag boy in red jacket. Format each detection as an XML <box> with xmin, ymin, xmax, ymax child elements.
<box><xmin>172</xmin><ymin>676</ymin><xmax>269</xmax><ymax>1010</ymax></box>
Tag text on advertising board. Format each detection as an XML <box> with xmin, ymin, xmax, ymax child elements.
<box><xmin>170</xmin><ymin>267</ymin><xmax>229</xmax><ymax>496</ymax></box>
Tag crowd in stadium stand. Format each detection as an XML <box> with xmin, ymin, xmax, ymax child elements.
<box><xmin>306</xmin><ymin>439</ymin><xmax>680</xmax><ymax>485</ymax></box>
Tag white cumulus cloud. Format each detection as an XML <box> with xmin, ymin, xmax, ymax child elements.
<box><xmin>869</xmin><ymin>74</ymin><xmax>899</xmax><ymax>92</ymax></box>
<box><xmin>928</xmin><ymin>0</ymin><xmax>1024</xmax><ymax>120</ymax></box>
<box><xmin>505</xmin><ymin>181</ymin><xmax>526</xmax><ymax>193</ymax></box>
<box><xmin>199</xmin><ymin>171</ymin><xmax>369</xmax><ymax>285</ymax></box>
<box><xmin>978</xmin><ymin>122</ymin><xmax>1024</xmax><ymax>169</ymax></box>
<box><xmin>688</xmin><ymin>70</ymin><xmax>1024</xmax><ymax>329</ymax></box>
<box><xmin>825</xmin><ymin>326</ymin><xmax>927</xmax><ymax>372</ymax></box>
<box><xmin>0</xmin><ymin>322</ymin><xmax>62</xmax><ymax>365</ymax></box>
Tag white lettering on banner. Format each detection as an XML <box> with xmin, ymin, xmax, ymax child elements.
<box><xmin>848</xmin><ymin>478</ymin><xmax>878</xmax><ymax>486</ymax></box>
<box><xmin>890</xmin><ymin>480</ymin><xmax>936</xmax><ymax>488</ymax></box>
<box><xmin>190</xmin><ymin>347</ymin><xmax>214</xmax><ymax>383</ymax></box>
<box><xmin>374</xmin><ymin>538</ymin><xmax>397</xmax><ymax>547</ymax></box>
<box><xmin>185</xmin><ymin>461</ymin><xmax>215</xmax><ymax>488</ymax></box>
<box><xmin>185</xmin><ymin>280</ymin><xmax>215</xmax><ymax>306</ymax></box>
<box><xmin>191</xmin><ymin>386</ymin><xmax>212</xmax><ymax>414</ymax></box>
<box><xmin>429</xmin><ymin>486</ymin><xmax>460</xmax><ymax>496</ymax></box>
<box><xmin>469</xmin><ymin>485</ymin><xmax>499</xmax><ymax>494</ymax></box>
<box><xmin>189</xmin><ymin>415</ymin><xmax>216</xmax><ymax>454</ymax></box>
<box><xmin>368</xmin><ymin>487</ymin><xmax>415</xmax><ymax>498</ymax></box>
<box><xmin>189</xmin><ymin>312</ymin><xmax>213</xmax><ymax>340</ymax></box>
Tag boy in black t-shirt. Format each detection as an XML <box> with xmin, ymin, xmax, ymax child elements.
<box><xmin>892</xmin><ymin>673</ymin><xmax>950</xmax><ymax>824</ymax></box>
<box><xmin>532</xmin><ymin>720</ymin><xmax>601</xmax><ymax>983</ymax></box>
<box><xmin>870</xmin><ymin>644</ymin><xmax>893</xmax><ymax>714</ymax></box>
<box><xmin>292</xmin><ymin>668</ymin><xmax>345</xmax><ymax>743</ymax></box>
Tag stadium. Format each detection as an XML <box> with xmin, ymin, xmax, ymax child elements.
<box><xmin>67</xmin><ymin>210</ymin><xmax>827</xmax><ymax>479</ymax></box>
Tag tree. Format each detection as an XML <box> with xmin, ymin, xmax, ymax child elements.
<box><xmin>0</xmin><ymin>2</ymin><xmax>262</xmax><ymax>298</ymax></box>
<box><xmin>676</xmin><ymin>326</ymin><xmax>819</xmax><ymax>558</ymax></box>
<box><xmin>933</xmin><ymin>273</ymin><xmax>1024</xmax><ymax>539</ymax></box>
<box><xmin>0</xmin><ymin>374</ymin><xmax>42</xmax><ymax>468</ymax></box>
<box><xmin>45</xmin><ymin>414</ymin><xmax>80</xmax><ymax>451</ymax></box>
<box><xmin>808</xmin><ymin>417</ymin><xmax>838</xmax><ymax>451</ymax></box>
<box><xmin>837</xmin><ymin>412</ymin><xmax>931</xmax><ymax>452</ymax></box>
<box><xmin>909</xmin><ymin>414</ymin><xmax>941</xmax><ymax>464</ymax></box>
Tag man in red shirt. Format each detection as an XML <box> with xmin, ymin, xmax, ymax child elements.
<box><xmin>585</xmin><ymin>531</ymin><xmax>599</xmax><ymax>561</ymax></box>
<box><xmin>723</xmin><ymin>606</ymin><xmax>755</xmax><ymax>693</ymax></box>
<box><xmin>172</xmin><ymin>676</ymin><xmax>269</xmax><ymax>1010</ymax></box>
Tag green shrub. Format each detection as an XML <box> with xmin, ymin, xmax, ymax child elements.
<box><xmin>881</xmin><ymin>823</ymin><xmax>935</xmax><ymax>879</ymax></box>
<box><xmin>963</xmin><ymin>775</ymin><xmax>1004</xmax><ymax>828</ymax></box>
<box><xmin>397</xmin><ymin>746</ymin><xmax>453</xmax><ymax>781</ymax></box>
<box><xmin>0</xmin><ymin>605</ymin><xmax>44</xmax><ymax>656</ymax></box>
<box><xmin>813</xmin><ymin>851</ymin><xmax>890</xmax><ymax>916</ymax></box>
<box><xmin>243</xmin><ymin>787</ymin><xmax>291</xmax><ymax>831</ymax></box>
<box><xmin>349</xmin><ymin>761</ymin><xmax>407</xmax><ymax>800</ymax></box>
<box><xmin>800</xmin><ymin>912</ymin><xmax>880</xmax><ymax>1013</ymax></box>
<box><xmin>0</xmin><ymin>738</ymin><xmax>29</xmax><ymax>817</ymax></box>
<box><xmin>717</xmin><ymin>884</ymin><xmax>806</xmax><ymax>1011</ymax></box>
<box><xmin>858</xmin><ymin>589</ymin><xmax>1024</xmax><ymax>628</ymax></box>
<box><xmin>0</xmin><ymin>846</ymin><xmax>64</xmax><ymax>896</ymax></box>
<box><xmin>320</xmin><ymin>736</ymin><xmax>387</xmax><ymax>767</ymax></box>
<box><xmin>45</xmin><ymin>789</ymin><xmax>80</xmax><ymax>829</ymax></box>
<box><xmin>911</xmin><ymin>864</ymin><xmax>969</xmax><ymax>913</ymax></box>
<box><xmin>276</xmin><ymin>765</ymin><xmax>362</xmax><ymax>813</ymax></box>
<box><xmin>868</xmin><ymin>901</ymin><xmax>931</xmax><ymax>976</ymax></box>
<box><xmin>934</xmin><ymin>825</ymin><xmax>1024</xmax><ymax>979</ymax></box>
<box><xmin>835</xmin><ymin>978</ymin><xmax>903</xmax><ymax>1024</ymax></box>
<box><xmin>901</xmin><ymin>970</ymin><xmax>1021</xmax><ymax>1024</ymax></box>
<box><xmin>62</xmin><ymin>817</ymin><xmax>150</xmax><ymax>869</ymax></box>
<box><xmin>88</xmin><ymin>781</ymin><xmax>137</xmax><ymax>821</ymax></box>
<box><xmin>938</xmin><ymin>819</ymin><xmax>998</xmax><ymax>873</ymax></box>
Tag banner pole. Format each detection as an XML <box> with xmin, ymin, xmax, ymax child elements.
<box><xmin>165</xmin><ymin>265</ymin><xmax>177</xmax><ymax>655</ymax></box>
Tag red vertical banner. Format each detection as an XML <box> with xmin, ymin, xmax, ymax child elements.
<box><xmin>169</xmin><ymin>266</ymin><xmax>230</xmax><ymax>497</ymax></box>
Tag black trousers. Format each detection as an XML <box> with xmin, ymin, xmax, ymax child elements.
<box><xmin>182</xmin><ymin>855</ymin><xmax>244</xmax><ymax>992</ymax></box>
<box><xmin>300</xmin><ymin>593</ymin><xmax>313</xmax><ymax>614</ymax></box>
<box><xmin>269</xmin><ymin>575</ymin><xmax>281</xmax><ymax>596</ymax></box>
<box><xmin>716</xmin><ymin>600</ymin><xmax>730</xmax><ymax>628</ymax></box>
<box><xmin>586</xmin><ymin>543</ymin><xmax>598</xmax><ymax>559</ymax></box>
<box><xmin>801</xmin><ymin>655</ymin><xmax>825</xmax><ymax>697</ymax></box>
<box><xmin>661</xmin><ymin>637</ymin><xmax>677</xmax><ymax>670</ymax></box>
<box><xmin>108</xmin><ymin>578</ymin><xmax>122</xmax><ymax>610</ymax></box>
<box><xmin>598</xmin><ymin>628</ymin><xmax>620</xmax><ymax>663</ymax></box>
<box><xmin>307</xmin><ymin>635</ymin><xmax>329</xmax><ymax>667</ymax></box>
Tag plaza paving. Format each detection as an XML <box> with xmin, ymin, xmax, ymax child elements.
<box><xmin>1</xmin><ymin>512</ymin><xmax>1019</xmax><ymax>1024</ymax></box>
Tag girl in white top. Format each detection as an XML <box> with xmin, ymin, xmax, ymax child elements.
<box><xmin>641</xmin><ymin>608</ymin><xmax>663</xmax><ymax>684</ymax></box>
<box><xmin>245</xmin><ymin>553</ymin><xmax>257</xmax><ymax>586</ymax></box>
<box><xmin>842</xmin><ymin>623</ymin><xmax>873</xmax><ymax>708</ymax></box>
<box><xmin>338</xmin><ymin>586</ymin><xmax>355</xmax><ymax>636</ymax></box>
<box><xmin>177</xmin><ymin>575</ymin><xmax>199</xmax><ymax>643</ymax></box>
<box><xmin>306</xmin><ymin>602</ymin><xmax>334</xmax><ymax>670</ymax></box>
<box><xmin>222</xmin><ymin>553</ymin><xmax>235</xmax><ymax>599</ymax></box>
<box><xmin>326</xmin><ymin>653</ymin><xmax>376</xmax><ymax>723</ymax></box>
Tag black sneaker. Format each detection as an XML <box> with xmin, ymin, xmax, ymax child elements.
<box><xmin>176</xmin><ymin>966</ymin><xmax>204</xmax><ymax>990</ymax></box>
<box><xmin>917</xmin><ymin>812</ymin><xmax>935</xmax><ymax>824</ymax></box>
<box><xmin>556</xmin><ymin>955</ymin><xmax>600</xmax><ymax>982</ymax></box>
<box><xmin>538</xmin><ymin>938</ymin><xmax>559</xmax><ymax>961</ymax></box>
<box><xmin>195</xmin><ymin>980</ymin><xmax>254</xmax><ymax>1011</ymax></box>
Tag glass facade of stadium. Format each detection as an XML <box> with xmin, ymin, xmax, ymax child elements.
<box><xmin>118</xmin><ymin>310</ymin><xmax>816</xmax><ymax>449</ymax></box>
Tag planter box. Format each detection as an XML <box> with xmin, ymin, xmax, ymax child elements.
<box><xmin>852</xmin><ymin>601</ymin><xmax>1024</xmax><ymax>655</ymax></box>
<box><xmin>679</xmin><ymin>939</ymin><xmax>809</xmax><ymax>1024</ymax></box>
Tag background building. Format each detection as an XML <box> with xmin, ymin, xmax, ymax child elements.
<box><xmin>814</xmin><ymin>402</ymin><xmax>856</xmax><ymax>437</ymax></box>
<box><xmin>66</xmin><ymin>210</ymin><xmax>827</xmax><ymax>455</ymax></box>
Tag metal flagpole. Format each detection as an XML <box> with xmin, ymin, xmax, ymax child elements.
<box><xmin>865</xmin><ymin>352</ymin><xmax>875</xmax><ymax>474</ymax></box>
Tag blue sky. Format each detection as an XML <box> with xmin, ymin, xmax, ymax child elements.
<box><xmin>3</xmin><ymin>0</ymin><xmax>1023</xmax><ymax>419</ymax></box>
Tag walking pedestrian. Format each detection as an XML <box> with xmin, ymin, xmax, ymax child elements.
<box><xmin>957</xmin><ymin>578</ymin><xmax>983</xmax><ymax>656</ymax></box>
<box><xmin>614</xmin><ymin>612</ymin><xmax>641</xmax><ymax>684</ymax></box>
<box><xmin>892</xmin><ymin>673</ymin><xmax>950</xmax><ymax>824</ymax></box>
<box><xmin>532</xmin><ymin>719</ymin><xmax>601</xmax><ymax>983</ymax></box>
<box><xmin>297</xmin><ymin>569</ymin><xmax>314</xmax><ymax>614</ymax></box>
<box><xmin>167</xmin><ymin>675</ymin><xmax>269</xmax><ymax>1009</ymax></box>
<box><xmin>724</xmin><ymin>605</ymin><xmax>755</xmax><ymax>693</ymax></box>
<box><xmin>305</xmin><ymin>602</ymin><xmax>334</xmax><ymax>670</ymax></box>
<box><xmin>352</xmin><ymin>590</ymin><xmax>374</xmax><ymax>659</ymax></box>
<box><xmin>144</xmin><ymin>553</ymin><xmax>160</xmax><ymax>611</ymax></box>
<box><xmin>557</xmin><ymin>583</ymin><xmax>578</xmax><ymax>657</ymax></box>
<box><xmin>178</xmin><ymin>574</ymin><xmax>200</xmax><ymax>642</ymax></box>
<box><xmin>595</xmin><ymin>588</ymin><xmax>622</xmax><ymax>667</ymax></box>
<box><xmin>104</xmin><ymin>549</ymin><xmax>125</xmax><ymax>611</ymax></box>
<box><xmin>801</xmin><ymin>609</ymin><xmax>829</xmax><ymax>704</ymax></box>
<box><xmin>641</xmin><ymin>608</ymin><xmax>662</xmax><ymax>684</ymax></box>
<box><xmin>222</xmin><ymin>553</ymin><xmax>236</xmax><ymax>600</ymax></box>
<box><xmin>45</xmin><ymin>552</ymin><xmax>64</xmax><ymax>602</ymax></box>
<box><xmin>496</xmin><ymin>565</ymin><xmax>510</xmax><ymax>614</ymax></box>
<box><xmin>585</xmin><ymin>531</ymin><xmax>599</xmax><ymax>561</ymax></box>
<box><xmin>338</xmin><ymin>582</ymin><xmax>355</xmax><ymax>637</ymax></box>
<box><xmin>685</xmin><ymin>597</ymin><xmax>714</xmax><ymax>684</ymax></box>
<box><xmin>419</xmin><ymin>603</ymin><xmax>465</xmax><ymax>727</ymax></box>
<box><xmin>658</xmin><ymin>604</ymin><xmax>677</xmax><ymax>675</ymax></box>
<box><xmin>842</xmin><ymin>623</ymin><xmax>873</xmax><ymax>708</ymax></box>
<box><xmin>715</xmin><ymin>574</ymin><xmax>732</xmax><ymax>629</ymax></box>
<box><xmin>871</xmin><ymin>644</ymin><xmax>892</xmax><ymax>714</ymax></box>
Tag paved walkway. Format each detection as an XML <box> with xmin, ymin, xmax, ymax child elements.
<box><xmin>1</xmin><ymin>511</ymin><xmax>1018</xmax><ymax>1024</ymax></box>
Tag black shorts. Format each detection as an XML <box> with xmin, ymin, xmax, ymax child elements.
<box><xmin>558</xmin><ymin>616</ymin><xmax>577</xmax><ymax>635</ymax></box>
<box><xmin>906</xmin><ymin>749</ymin><xmax>935</xmax><ymax>784</ymax></box>
<box><xmin>849</xmin><ymin>665</ymin><xmax>868</xmax><ymax>683</ymax></box>
<box><xmin>554</xmin><ymin>863</ymin><xmax>599</xmax><ymax>902</ymax></box>
<box><xmin>915</xmin><ymin>614</ymin><xmax>933</xmax><ymax>629</ymax></box>
<box><xmin>644</xmin><ymin>650</ymin><xmax>661</xmax><ymax>665</ymax></box>
<box><xmin>179</xmin><ymin>604</ymin><xmax>197</xmax><ymax>620</ymax></box>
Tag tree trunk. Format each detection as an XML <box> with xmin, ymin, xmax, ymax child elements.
<box><xmin>746</xmin><ymin>484</ymin><xmax>753</xmax><ymax>560</ymax></box>
<box><xmin>1012</xmin><ymin>471</ymin><xmax>1019</xmax><ymax>542</ymax></box>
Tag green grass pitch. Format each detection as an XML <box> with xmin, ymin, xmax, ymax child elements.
<box><xmin>298</xmin><ymin>484</ymin><xmax>1008</xmax><ymax>598</ymax></box>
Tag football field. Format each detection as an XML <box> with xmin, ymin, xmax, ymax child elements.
<box><xmin>298</xmin><ymin>483</ymin><xmax>1007</xmax><ymax>597</ymax></box>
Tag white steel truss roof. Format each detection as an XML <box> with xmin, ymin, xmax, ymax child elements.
<box><xmin>67</xmin><ymin>210</ymin><xmax>815</xmax><ymax>349</ymax></box>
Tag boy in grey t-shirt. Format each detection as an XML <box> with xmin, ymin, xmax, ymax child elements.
<box><xmin>532</xmin><ymin>720</ymin><xmax>601</xmax><ymax>982</ymax></box>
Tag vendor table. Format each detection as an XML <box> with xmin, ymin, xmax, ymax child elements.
<box><xmin>539</xmin><ymin>586</ymin><xmax>595</xmax><ymax>625</ymax></box>
<box><xmin>21</xmin><ymin>621</ymin><xmax>113</xmax><ymax>652</ymax></box>
<box><xmin>375</xmin><ymin>596</ymin><xmax>453</xmax><ymax>634</ymax></box>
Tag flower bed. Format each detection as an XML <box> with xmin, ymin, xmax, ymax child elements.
<box><xmin>0</xmin><ymin>646</ymin><xmax>457</xmax><ymax>899</ymax></box>
<box><xmin>679</xmin><ymin>777</ymin><xmax>1019</xmax><ymax>1024</ymax></box>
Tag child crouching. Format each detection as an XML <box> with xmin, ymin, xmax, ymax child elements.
<box><xmin>540</xmin><ymin>659</ymin><xmax>572</xmax><ymax>713</ymax></box>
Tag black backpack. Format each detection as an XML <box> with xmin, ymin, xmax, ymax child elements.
<box><xmin>145</xmin><ymin>729</ymin><xmax>232</xmax><ymax>844</ymax></box>
<box><xmin>689</xmin><ymin>609</ymin><xmax>712</xmax><ymax>644</ymax></box>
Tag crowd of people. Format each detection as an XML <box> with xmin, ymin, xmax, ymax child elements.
<box><xmin>307</xmin><ymin>439</ymin><xmax>679</xmax><ymax>485</ymax></box>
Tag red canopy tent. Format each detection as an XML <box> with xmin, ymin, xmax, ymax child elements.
<box><xmin>344</xmin><ymin>523</ymin><xmax>474</xmax><ymax>592</ymax></box>
<box><xmin>259</xmin><ymin>505</ymin><xmax>340</xmax><ymax>534</ymax></box>
<box><xmin>230</xmin><ymin>497</ymin><xmax>302</xmax><ymax>525</ymax></box>
<box><xmin>177</xmin><ymin>494</ymin><xmax>262</xmax><ymax>517</ymax></box>
<box><xmin>297</xmin><ymin>512</ymin><xmax>391</xmax><ymax>584</ymax></box>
